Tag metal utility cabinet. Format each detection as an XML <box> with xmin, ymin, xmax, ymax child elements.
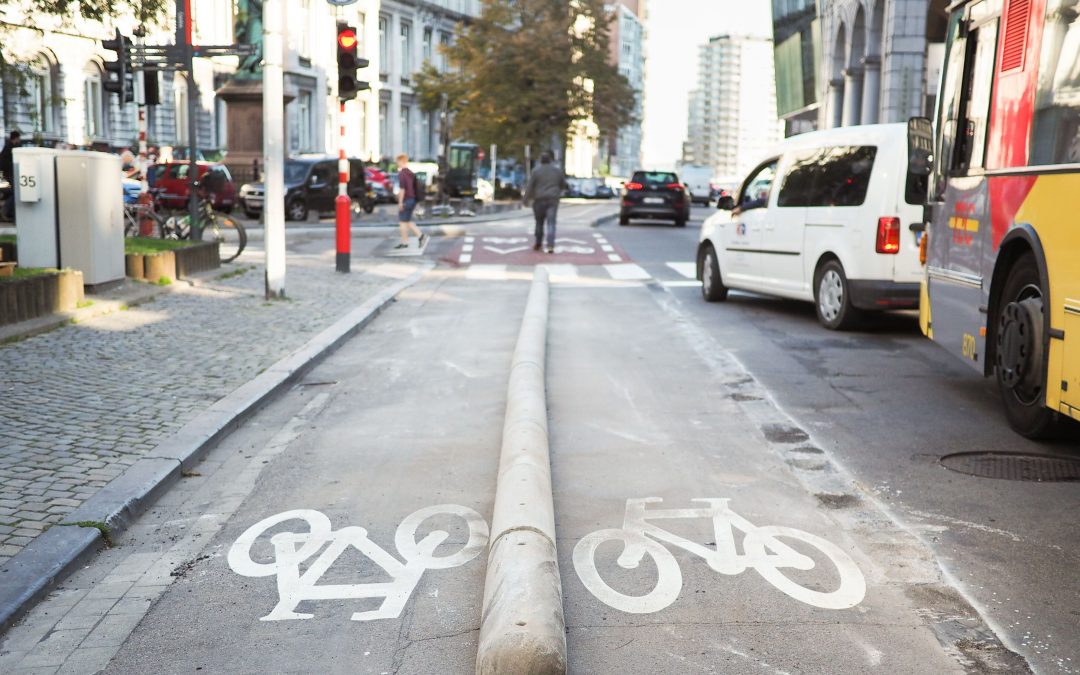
<box><xmin>14</xmin><ymin>148</ymin><xmax>124</xmax><ymax>288</ymax></box>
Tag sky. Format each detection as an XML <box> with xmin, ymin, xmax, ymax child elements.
<box><xmin>641</xmin><ymin>0</ymin><xmax>773</xmax><ymax>169</ymax></box>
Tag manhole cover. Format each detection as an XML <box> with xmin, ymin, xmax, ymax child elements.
<box><xmin>940</xmin><ymin>452</ymin><xmax>1080</xmax><ymax>482</ymax></box>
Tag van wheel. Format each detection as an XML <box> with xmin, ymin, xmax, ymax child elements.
<box><xmin>995</xmin><ymin>253</ymin><xmax>1057</xmax><ymax>439</ymax></box>
<box><xmin>286</xmin><ymin>198</ymin><xmax>308</xmax><ymax>222</ymax></box>
<box><xmin>814</xmin><ymin>260</ymin><xmax>861</xmax><ymax>330</ymax></box>
<box><xmin>701</xmin><ymin>246</ymin><xmax>728</xmax><ymax>302</ymax></box>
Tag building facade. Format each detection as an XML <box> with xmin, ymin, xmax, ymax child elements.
<box><xmin>682</xmin><ymin>35</ymin><xmax>783</xmax><ymax>183</ymax></box>
<box><xmin>604</xmin><ymin>0</ymin><xmax>646</xmax><ymax>179</ymax></box>
<box><xmin>818</xmin><ymin>0</ymin><xmax>948</xmax><ymax>130</ymax></box>
<box><xmin>772</xmin><ymin>0</ymin><xmax>823</xmax><ymax>136</ymax></box>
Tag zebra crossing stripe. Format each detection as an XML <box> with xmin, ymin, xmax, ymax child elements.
<box><xmin>666</xmin><ymin>262</ymin><xmax>697</xmax><ymax>279</ymax></box>
<box><xmin>604</xmin><ymin>263</ymin><xmax>651</xmax><ymax>280</ymax></box>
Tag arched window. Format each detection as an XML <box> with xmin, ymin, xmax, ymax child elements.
<box><xmin>84</xmin><ymin>62</ymin><xmax>106</xmax><ymax>140</ymax></box>
<box><xmin>29</xmin><ymin>55</ymin><xmax>56</xmax><ymax>134</ymax></box>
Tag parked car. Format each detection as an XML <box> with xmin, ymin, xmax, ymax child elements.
<box><xmin>696</xmin><ymin>123</ymin><xmax>923</xmax><ymax>330</ymax></box>
<box><xmin>619</xmin><ymin>170</ymin><xmax>691</xmax><ymax>227</ymax></box>
<box><xmin>152</xmin><ymin>161</ymin><xmax>237</xmax><ymax>212</ymax></box>
<box><xmin>239</xmin><ymin>156</ymin><xmax>369</xmax><ymax>221</ymax></box>
<box><xmin>366</xmin><ymin>167</ymin><xmax>395</xmax><ymax>203</ymax></box>
<box><xmin>595</xmin><ymin>182</ymin><xmax>615</xmax><ymax>199</ymax></box>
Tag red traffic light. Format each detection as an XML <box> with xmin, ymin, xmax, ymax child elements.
<box><xmin>338</xmin><ymin>29</ymin><xmax>358</xmax><ymax>50</ymax></box>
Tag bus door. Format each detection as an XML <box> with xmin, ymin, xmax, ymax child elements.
<box><xmin>927</xmin><ymin>2</ymin><xmax>1000</xmax><ymax>369</ymax></box>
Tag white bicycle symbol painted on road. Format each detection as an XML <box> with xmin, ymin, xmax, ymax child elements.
<box><xmin>227</xmin><ymin>505</ymin><xmax>488</xmax><ymax>622</ymax></box>
<box><xmin>573</xmin><ymin>498</ymin><xmax>866</xmax><ymax>613</ymax></box>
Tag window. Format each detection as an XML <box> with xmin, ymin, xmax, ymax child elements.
<box><xmin>297</xmin><ymin>0</ymin><xmax>311</xmax><ymax>59</ymax></box>
<box><xmin>630</xmin><ymin>171</ymin><xmax>678</xmax><ymax>185</ymax></box>
<box><xmin>421</xmin><ymin>111</ymin><xmax>432</xmax><ymax>157</ymax></box>
<box><xmin>400</xmin><ymin>22</ymin><xmax>413</xmax><ymax>76</ymax></box>
<box><xmin>311</xmin><ymin>162</ymin><xmax>335</xmax><ymax>186</ymax></box>
<box><xmin>174</xmin><ymin>75</ymin><xmax>189</xmax><ymax>144</ymax></box>
<box><xmin>738</xmin><ymin>160</ymin><xmax>778</xmax><ymax>210</ymax></box>
<box><xmin>952</xmin><ymin>19</ymin><xmax>998</xmax><ymax>173</ymax></box>
<box><xmin>297</xmin><ymin>91</ymin><xmax>313</xmax><ymax>151</ymax></box>
<box><xmin>423</xmin><ymin>28</ymin><xmax>433</xmax><ymax>64</ymax></box>
<box><xmin>84</xmin><ymin>64</ymin><xmax>105</xmax><ymax>139</ymax></box>
<box><xmin>439</xmin><ymin>32</ymin><xmax>451</xmax><ymax>71</ymax></box>
<box><xmin>30</xmin><ymin>57</ymin><xmax>54</xmax><ymax>134</ymax></box>
<box><xmin>379</xmin><ymin>101</ymin><xmax>389</xmax><ymax>157</ymax></box>
<box><xmin>401</xmin><ymin>104</ymin><xmax>412</xmax><ymax>155</ymax></box>
<box><xmin>777</xmin><ymin>146</ymin><xmax>878</xmax><ymax>207</ymax></box>
<box><xmin>1031</xmin><ymin>4</ymin><xmax>1080</xmax><ymax>165</ymax></box>
<box><xmin>379</xmin><ymin>17</ymin><xmax>389</xmax><ymax>73</ymax></box>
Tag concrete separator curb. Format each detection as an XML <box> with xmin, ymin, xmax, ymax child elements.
<box><xmin>0</xmin><ymin>263</ymin><xmax>432</xmax><ymax>635</ymax></box>
<box><xmin>476</xmin><ymin>268</ymin><xmax>566</xmax><ymax>675</ymax></box>
<box><xmin>590</xmin><ymin>213</ymin><xmax>618</xmax><ymax>228</ymax></box>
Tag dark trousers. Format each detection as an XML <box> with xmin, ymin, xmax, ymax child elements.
<box><xmin>533</xmin><ymin>197</ymin><xmax>559</xmax><ymax>248</ymax></box>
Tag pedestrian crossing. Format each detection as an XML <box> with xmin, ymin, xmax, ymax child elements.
<box><xmin>461</xmin><ymin>260</ymin><xmax>700</xmax><ymax>288</ymax></box>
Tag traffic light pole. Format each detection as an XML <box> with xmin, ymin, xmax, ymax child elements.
<box><xmin>176</xmin><ymin>0</ymin><xmax>199</xmax><ymax>239</ymax></box>
<box><xmin>336</xmin><ymin>101</ymin><xmax>350</xmax><ymax>274</ymax></box>
<box><xmin>263</xmin><ymin>0</ymin><xmax>287</xmax><ymax>298</ymax></box>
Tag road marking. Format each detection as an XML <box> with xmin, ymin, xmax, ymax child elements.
<box><xmin>660</xmin><ymin>280</ymin><xmax>700</xmax><ymax>288</ymax></box>
<box><xmin>666</xmin><ymin>262</ymin><xmax>697</xmax><ymax>279</ymax></box>
<box><xmin>228</xmin><ymin>505</ymin><xmax>489</xmax><ymax>622</ymax></box>
<box><xmin>462</xmin><ymin>244</ymin><xmax>474</xmax><ymax>253</ymax></box>
<box><xmin>539</xmin><ymin>264</ymin><xmax>579</xmax><ymax>282</ymax></box>
<box><xmin>600</xmin><ymin>244</ymin><xmax>615</xmax><ymax>253</ymax></box>
<box><xmin>573</xmin><ymin>498</ymin><xmax>865</xmax><ymax>614</ymax></box>
<box><xmin>607</xmin><ymin>253</ymin><xmax>623</xmax><ymax>262</ymax></box>
<box><xmin>467</xmin><ymin>264</ymin><xmax>507</xmax><ymax>280</ymax></box>
<box><xmin>483</xmin><ymin>245</ymin><xmax>532</xmax><ymax>254</ymax></box>
<box><xmin>604</xmin><ymin>263</ymin><xmax>651</xmax><ymax>280</ymax></box>
<box><xmin>465</xmin><ymin>236</ymin><xmax>475</xmax><ymax>243</ymax></box>
<box><xmin>459</xmin><ymin>253</ymin><xmax>472</xmax><ymax>264</ymax></box>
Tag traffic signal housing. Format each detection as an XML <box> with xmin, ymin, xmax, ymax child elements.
<box><xmin>337</xmin><ymin>23</ymin><xmax>370</xmax><ymax>101</ymax></box>
<box><xmin>102</xmin><ymin>29</ymin><xmax>134</xmax><ymax>104</ymax></box>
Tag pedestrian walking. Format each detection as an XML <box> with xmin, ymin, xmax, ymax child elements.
<box><xmin>523</xmin><ymin>150</ymin><xmax>565</xmax><ymax>253</ymax></box>
<box><xmin>0</xmin><ymin>130</ymin><xmax>22</xmax><ymax>222</ymax></box>
<box><xmin>394</xmin><ymin>153</ymin><xmax>427</xmax><ymax>251</ymax></box>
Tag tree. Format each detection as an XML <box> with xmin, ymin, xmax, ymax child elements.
<box><xmin>413</xmin><ymin>0</ymin><xmax>636</xmax><ymax>161</ymax></box>
<box><xmin>4</xmin><ymin>0</ymin><xmax>169</xmax><ymax>25</ymax></box>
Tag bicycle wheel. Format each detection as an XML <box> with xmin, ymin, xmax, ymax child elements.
<box><xmin>572</xmin><ymin>529</ymin><xmax>682</xmax><ymax>614</ymax></box>
<box><xmin>743</xmin><ymin>525</ymin><xmax>866</xmax><ymax>610</ymax></box>
<box><xmin>393</xmin><ymin>504</ymin><xmax>489</xmax><ymax>570</ymax></box>
<box><xmin>205</xmin><ymin>215</ymin><xmax>247</xmax><ymax>263</ymax></box>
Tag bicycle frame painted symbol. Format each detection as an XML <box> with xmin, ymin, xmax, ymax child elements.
<box><xmin>227</xmin><ymin>505</ymin><xmax>489</xmax><ymax>622</ymax></box>
<box><xmin>573</xmin><ymin>498</ymin><xmax>866</xmax><ymax>613</ymax></box>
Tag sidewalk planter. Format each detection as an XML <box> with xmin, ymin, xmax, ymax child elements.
<box><xmin>124</xmin><ymin>241</ymin><xmax>219</xmax><ymax>282</ymax></box>
<box><xmin>0</xmin><ymin>269</ymin><xmax>84</xmax><ymax>327</ymax></box>
<box><xmin>142</xmin><ymin>251</ymin><xmax>177</xmax><ymax>283</ymax></box>
<box><xmin>173</xmin><ymin>241</ymin><xmax>220</xmax><ymax>278</ymax></box>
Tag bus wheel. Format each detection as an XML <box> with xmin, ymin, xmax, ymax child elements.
<box><xmin>995</xmin><ymin>253</ymin><xmax>1056</xmax><ymax>439</ymax></box>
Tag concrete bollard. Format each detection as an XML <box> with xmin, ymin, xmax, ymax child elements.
<box><xmin>476</xmin><ymin>268</ymin><xmax>566</xmax><ymax>675</ymax></box>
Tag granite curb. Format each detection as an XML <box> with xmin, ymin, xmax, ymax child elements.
<box><xmin>0</xmin><ymin>263</ymin><xmax>432</xmax><ymax>634</ymax></box>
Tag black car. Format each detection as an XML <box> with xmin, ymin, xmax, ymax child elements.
<box><xmin>239</xmin><ymin>156</ymin><xmax>370</xmax><ymax>221</ymax></box>
<box><xmin>619</xmin><ymin>170</ymin><xmax>691</xmax><ymax>227</ymax></box>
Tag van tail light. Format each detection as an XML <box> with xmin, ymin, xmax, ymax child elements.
<box><xmin>919</xmin><ymin>229</ymin><xmax>929</xmax><ymax>265</ymax></box>
<box><xmin>876</xmin><ymin>217</ymin><xmax>901</xmax><ymax>254</ymax></box>
<box><xmin>625</xmin><ymin>182</ymin><xmax>643</xmax><ymax>191</ymax></box>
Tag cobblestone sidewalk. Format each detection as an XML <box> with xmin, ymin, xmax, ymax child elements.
<box><xmin>0</xmin><ymin>257</ymin><xmax>418</xmax><ymax>565</ymax></box>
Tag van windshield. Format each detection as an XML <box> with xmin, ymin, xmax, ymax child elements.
<box><xmin>777</xmin><ymin>146</ymin><xmax>877</xmax><ymax>207</ymax></box>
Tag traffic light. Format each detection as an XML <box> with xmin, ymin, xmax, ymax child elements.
<box><xmin>102</xmin><ymin>29</ymin><xmax>134</xmax><ymax>104</ymax></box>
<box><xmin>336</xmin><ymin>23</ymin><xmax>371</xmax><ymax>101</ymax></box>
<box><xmin>143</xmin><ymin>68</ymin><xmax>160</xmax><ymax>106</ymax></box>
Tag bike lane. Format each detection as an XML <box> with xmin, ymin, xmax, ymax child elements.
<box><xmin>0</xmin><ymin>269</ymin><xmax>531</xmax><ymax>675</ymax></box>
<box><xmin>547</xmin><ymin>282</ymin><xmax>1022</xmax><ymax>674</ymax></box>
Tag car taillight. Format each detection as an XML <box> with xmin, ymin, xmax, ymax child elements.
<box><xmin>876</xmin><ymin>217</ymin><xmax>901</xmax><ymax>254</ymax></box>
<box><xmin>919</xmin><ymin>229</ymin><xmax>929</xmax><ymax>265</ymax></box>
<box><xmin>625</xmin><ymin>182</ymin><xmax>643</xmax><ymax>191</ymax></box>
<box><xmin>666</xmin><ymin>183</ymin><xmax>683</xmax><ymax>190</ymax></box>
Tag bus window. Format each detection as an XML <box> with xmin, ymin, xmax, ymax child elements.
<box><xmin>1031</xmin><ymin>5</ymin><xmax>1080</xmax><ymax>165</ymax></box>
<box><xmin>933</xmin><ymin>13</ymin><xmax>966</xmax><ymax>199</ymax></box>
<box><xmin>955</xmin><ymin>19</ymin><xmax>997</xmax><ymax>173</ymax></box>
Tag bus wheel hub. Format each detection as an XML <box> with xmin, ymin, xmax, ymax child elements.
<box><xmin>997</xmin><ymin>298</ymin><xmax>1044</xmax><ymax>393</ymax></box>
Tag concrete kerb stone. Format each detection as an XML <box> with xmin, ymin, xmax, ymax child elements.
<box><xmin>0</xmin><ymin>263</ymin><xmax>433</xmax><ymax>635</ymax></box>
<box><xmin>590</xmin><ymin>213</ymin><xmax>618</xmax><ymax>228</ymax></box>
<box><xmin>476</xmin><ymin>268</ymin><xmax>567</xmax><ymax>675</ymax></box>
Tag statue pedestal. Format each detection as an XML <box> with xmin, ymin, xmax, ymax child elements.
<box><xmin>217</xmin><ymin>79</ymin><xmax>295</xmax><ymax>181</ymax></box>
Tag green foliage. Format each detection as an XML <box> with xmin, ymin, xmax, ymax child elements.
<box><xmin>412</xmin><ymin>0</ymin><xmax>637</xmax><ymax>158</ymax></box>
<box><xmin>124</xmin><ymin>237</ymin><xmax>192</xmax><ymax>255</ymax></box>
<box><xmin>17</xmin><ymin>0</ymin><xmax>170</xmax><ymax>25</ymax></box>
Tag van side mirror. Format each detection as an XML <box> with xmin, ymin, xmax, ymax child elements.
<box><xmin>907</xmin><ymin>117</ymin><xmax>934</xmax><ymax>177</ymax></box>
<box><xmin>717</xmin><ymin>196</ymin><xmax>735</xmax><ymax>211</ymax></box>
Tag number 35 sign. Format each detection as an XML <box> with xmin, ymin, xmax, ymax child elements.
<box><xmin>17</xmin><ymin>157</ymin><xmax>40</xmax><ymax>203</ymax></box>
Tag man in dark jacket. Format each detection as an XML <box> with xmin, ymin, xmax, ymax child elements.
<box><xmin>523</xmin><ymin>151</ymin><xmax>565</xmax><ymax>253</ymax></box>
<box><xmin>0</xmin><ymin>131</ymin><xmax>20</xmax><ymax>221</ymax></box>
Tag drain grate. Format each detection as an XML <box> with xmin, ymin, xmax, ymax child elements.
<box><xmin>940</xmin><ymin>452</ymin><xmax>1080</xmax><ymax>482</ymax></box>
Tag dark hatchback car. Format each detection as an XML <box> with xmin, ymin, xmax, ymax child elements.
<box><xmin>619</xmin><ymin>170</ymin><xmax>691</xmax><ymax>227</ymax></box>
<box><xmin>239</xmin><ymin>156</ymin><xmax>368</xmax><ymax>221</ymax></box>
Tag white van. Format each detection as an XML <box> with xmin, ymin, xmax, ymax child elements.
<box><xmin>696</xmin><ymin>123</ymin><xmax>925</xmax><ymax>330</ymax></box>
<box><xmin>679</xmin><ymin>164</ymin><xmax>714</xmax><ymax>205</ymax></box>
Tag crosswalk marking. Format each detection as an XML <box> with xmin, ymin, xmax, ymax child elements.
<box><xmin>666</xmin><ymin>262</ymin><xmax>697</xmax><ymax>279</ymax></box>
<box><xmin>604</xmin><ymin>263</ymin><xmax>651</xmax><ymax>280</ymax></box>
<box><xmin>466</xmin><ymin>264</ymin><xmax>507</xmax><ymax>280</ymax></box>
<box><xmin>538</xmin><ymin>264</ymin><xmax>579</xmax><ymax>282</ymax></box>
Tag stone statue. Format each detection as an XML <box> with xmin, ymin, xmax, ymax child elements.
<box><xmin>234</xmin><ymin>0</ymin><xmax>264</xmax><ymax>79</ymax></box>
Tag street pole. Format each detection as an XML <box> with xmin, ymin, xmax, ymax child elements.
<box><xmin>177</xmin><ymin>0</ymin><xmax>199</xmax><ymax>239</ymax></box>
<box><xmin>525</xmin><ymin>144</ymin><xmax>531</xmax><ymax>184</ymax></box>
<box><xmin>491</xmin><ymin>143</ymin><xmax>497</xmax><ymax>195</ymax></box>
<box><xmin>263</xmin><ymin>0</ymin><xmax>286</xmax><ymax>298</ymax></box>
<box><xmin>335</xmin><ymin>101</ymin><xmax>350</xmax><ymax>273</ymax></box>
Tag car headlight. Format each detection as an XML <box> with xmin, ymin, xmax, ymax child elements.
<box><xmin>239</xmin><ymin>184</ymin><xmax>253</xmax><ymax>196</ymax></box>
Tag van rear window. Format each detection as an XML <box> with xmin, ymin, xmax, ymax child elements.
<box><xmin>777</xmin><ymin>146</ymin><xmax>877</xmax><ymax>207</ymax></box>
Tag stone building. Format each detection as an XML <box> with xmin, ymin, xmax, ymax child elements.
<box><xmin>603</xmin><ymin>0</ymin><xmax>646</xmax><ymax>179</ymax></box>
<box><xmin>818</xmin><ymin>0</ymin><xmax>948</xmax><ymax>129</ymax></box>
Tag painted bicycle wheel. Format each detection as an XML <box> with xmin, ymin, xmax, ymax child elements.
<box><xmin>573</xmin><ymin>529</ymin><xmax>682</xmax><ymax>614</ymax></box>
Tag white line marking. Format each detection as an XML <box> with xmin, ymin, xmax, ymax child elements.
<box><xmin>483</xmin><ymin>245</ymin><xmax>531</xmax><ymax>255</ymax></box>
<box><xmin>538</xmin><ymin>264</ymin><xmax>579</xmax><ymax>282</ymax></box>
<box><xmin>604</xmin><ymin>263</ymin><xmax>651</xmax><ymax>280</ymax></box>
<box><xmin>592</xmin><ymin>233</ymin><xmax>604</xmax><ymax>239</ymax></box>
<box><xmin>462</xmin><ymin>244</ymin><xmax>474</xmax><ymax>253</ymax></box>
<box><xmin>666</xmin><ymin>262</ymin><xmax>698</xmax><ymax>279</ymax></box>
<box><xmin>660</xmin><ymin>280</ymin><xmax>700</xmax><ymax>288</ymax></box>
<box><xmin>600</xmin><ymin>244</ymin><xmax>614</xmax><ymax>252</ymax></box>
<box><xmin>466</xmin><ymin>264</ymin><xmax>507</xmax><ymax>280</ymax></box>
<box><xmin>459</xmin><ymin>254</ymin><xmax>472</xmax><ymax>264</ymax></box>
<box><xmin>607</xmin><ymin>253</ymin><xmax>623</xmax><ymax>262</ymax></box>
<box><xmin>465</xmin><ymin>236</ymin><xmax>475</xmax><ymax>243</ymax></box>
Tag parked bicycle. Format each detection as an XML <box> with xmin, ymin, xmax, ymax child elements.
<box><xmin>162</xmin><ymin>174</ymin><xmax>247</xmax><ymax>263</ymax></box>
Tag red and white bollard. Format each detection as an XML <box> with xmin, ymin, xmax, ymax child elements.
<box><xmin>335</xmin><ymin>102</ymin><xmax>351</xmax><ymax>273</ymax></box>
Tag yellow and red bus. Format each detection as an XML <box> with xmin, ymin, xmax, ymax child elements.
<box><xmin>918</xmin><ymin>0</ymin><xmax>1080</xmax><ymax>438</ymax></box>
